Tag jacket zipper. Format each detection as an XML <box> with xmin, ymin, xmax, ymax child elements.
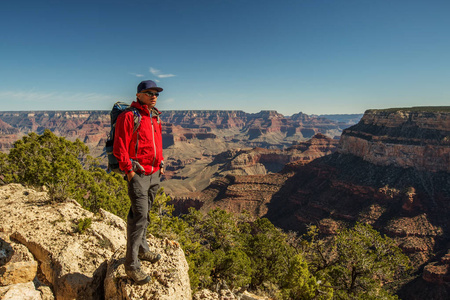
<box><xmin>149</xmin><ymin>108</ymin><xmax>157</xmax><ymax>174</ymax></box>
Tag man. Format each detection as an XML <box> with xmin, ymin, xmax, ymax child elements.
<box><xmin>113</xmin><ymin>80</ymin><xmax>165</xmax><ymax>285</ymax></box>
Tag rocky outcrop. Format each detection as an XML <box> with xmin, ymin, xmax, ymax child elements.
<box><xmin>339</xmin><ymin>108</ymin><xmax>450</xmax><ymax>172</ymax></box>
<box><xmin>169</xmin><ymin>134</ymin><xmax>339</xmax><ymax>213</ymax></box>
<box><xmin>0</xmin><ymin>111</ymin><xmax>110</xmax><ymax>154</ymax></box>
<box><xmin>174</xmin><ymin>173</ymin><xmax>289</xmax><ymax>219</ymax></box>
<box><xmin>0</xmin><ymin>183</ymin><xmax>191</xmax><ymax>299</ymax></box>
<box><xmin>163</xmin><ymin>110</ymin><xmax>248</xmax><ymax>130</ymax></box>
<box><xmin>423</xmin><ymin>252</ymin><xmax>450</xmax><ymax>284</ymax></box>
<box><xmin>0</xmin><ymin>281</ymin><xmax>50</xmax><ymax>300</ymax></box>
<box><xmin>212</xmin><ymin>134</ymin><xmax>339</xmax><ymax>175</ymax></box>
<box><xmin>193</xmin><ymin>289</ymin><xmax>269</xmax><ymax>300</ymax></box>
<box><xmin>104</xmin><ymin>240</ymin><xmax>191</xmax><ymax>300</ymax></box>
<box><xmin>0</xmin><ymin>235</ymin><xmax>38</xmax><ymax>286</ymax></box>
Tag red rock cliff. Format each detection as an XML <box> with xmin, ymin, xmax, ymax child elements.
<box><xmin>338</xmin><ymin>108</ymin><xmax>450</xmax><ymax>172</ymax></box>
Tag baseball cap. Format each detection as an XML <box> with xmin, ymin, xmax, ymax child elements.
<box><xmin>137</xmin><ymin>80</ymin><xmax>163</xmax><ymax>93</ymax></box>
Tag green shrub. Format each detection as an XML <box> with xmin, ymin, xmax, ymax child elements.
<box><xmin>1</xmin><ymin>130</ymin><xmax>130</xmax><ymax>218</ymax></box>
<box><xmin>76</xmin><ymin>217</ymin><xmax>92</xmax><ymax>234</ymax></box>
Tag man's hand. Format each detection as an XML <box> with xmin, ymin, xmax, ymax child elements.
<box><xmin>127</xmin><ymin>171</ymin><xmax>136</xmax><ymax>181</ymax></box>
<box><xmin>160</xmin><ymin>167</ymin><xmax>165</xmax><ymax>177</ymax></box>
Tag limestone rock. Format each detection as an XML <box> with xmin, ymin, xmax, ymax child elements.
<box><xmin>0</xmin><ymin>282</ymin><xmax>42</xmax><ymax>300</ymax></box>
<box><xmin>192</xmin><ymin>289</ymin><xmax>237</xmax><ymax>300</ymax></box>
<box><xmin>240</xmin><ymin>290</ymin><xmax>270</xmax><ymax>300</ymax></box>
<box><xmin>338</xmin><ymin>109</ymin><xmax>450</xmax><ymax>172</ymax></box>
<box><xmin>193</xmin><ymin>289</ymin><xmax>221</xmax><ymax>300</ymax></box>
<box><xmin>0</xmin><ymin>261</ymin><xmax>38</xmax><ymax>287</ymax></box>
<box><xmin>0</xmin><ymin>183</ymin><xmax>126</xmax><ymax>299</ymax></box>
<box><xmin>36</xmin><ymin>283</ymin><xmax>55</xmax><ymax>300</ymax></box>
<box><xmin>192</xmin><ymin>289</ymin><xmax>269</xmax><ymax>300</ymax></box>
<box><xmin>105</xmin><ymin>238</ymin><xmax>191</xmax><ymax>300</ymax></box>
<box><xmin>0</xmin><ymin>183</ymin><xmax>192</xmax><ymax>299</ymax></box>
<box><xmin>0</xmin><ymin>235</ymin><xmax>37</xmax><ymax>286</ymax></box>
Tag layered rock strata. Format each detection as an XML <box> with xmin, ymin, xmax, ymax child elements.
<box><xmin>339</xmin><ymin>108</ymin><xmax>450</xmax><ymax>172</ymax></box>
<box><xmin>0</xmin><ymin>110</ymin><xmax>359</xmax><ymax>154</ymax></box>
<box><xmin>169</xmin><ymin>134</ymin><xmax>339</xmax><ymax>212</ymax></box>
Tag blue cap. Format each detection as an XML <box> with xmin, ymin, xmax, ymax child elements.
<box><xmin>137</xmin><ymin>80</ymin><xmax>163</xmax><ymax>93</ymax></box>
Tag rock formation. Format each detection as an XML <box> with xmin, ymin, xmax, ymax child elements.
<box><xmin>169</xmin><ymin>134</ymin><xmax>339</xmax><ymax>215</ymax></box>
<box><xmin>0</xmin><ymin>110</ymin><xmax>359</xmax><ymax>154</ymax></box>
<box><xmin>0</xmin><ymin>111</ymin><xmax>110</xmax><ymax>156</ymax></box>
<box><xmin>0</xmin><ymin>183</ymin><xmax>191</xmax><ymax>300</ymax></box>
<box><xmin>339</xmin><ymin>108</ymin><xmax>450</xmax><ymax>172</ymax></box>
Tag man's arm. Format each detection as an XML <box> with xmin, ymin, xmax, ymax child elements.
<box><xmin>113</xmin><ymin>112</ymin><xmax>135</xmax><ymax>176</ymax></box>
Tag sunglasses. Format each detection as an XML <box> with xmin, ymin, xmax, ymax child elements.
<box><xmin>142</xmin><ymin>91</ymin><xmax>159</xmax><ymax>97</ymax></box>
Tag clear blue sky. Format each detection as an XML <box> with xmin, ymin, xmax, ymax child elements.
<box><xmin>1</xmin><ymin>0</ymin><xmax>449</xmax><ymax>115</ymax></box>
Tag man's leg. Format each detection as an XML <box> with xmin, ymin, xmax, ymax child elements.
<box><xmin>125</xmin><ymin>174</ymin><xmax>151</xmax><ymax>271</ymax></box>
<box><xmin>139</xmin><ymin>173</ymin><xmax>160</xmax><ymax>254</ymax></box>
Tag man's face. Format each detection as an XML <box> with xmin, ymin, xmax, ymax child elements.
<box><xmin>136</xmin><ymin>89</ymin><xmax>159</xmax><ymax>108</ymax></box>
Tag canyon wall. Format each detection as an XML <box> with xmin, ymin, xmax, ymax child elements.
<box><xmin>338</xmin><ymin>108</ymin><xmax>450</xmax><ymax>172</ymax></box>
<box><xmin>0</xmin><ymin>111</ymin><xmax>110</xmax><ymax>156</ymax></box>
<box><xmin>0</xmin><ymin>110</ymin><xmax>359</xmax><ymax>153</ymax></box>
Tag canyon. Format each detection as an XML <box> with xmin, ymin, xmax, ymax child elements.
<box><xmin>1</xmin><ymin>106</ymin><xmax>449</xmax><ymax>299</ymax></box>
<box><xmin>0</xmin><ymin>109</ymin><xmax>357</xmax><ymax>194</ymax></box>
<box><xmin>173</xmin><ymin>107</ymin><xmax>450</xmax><ymax>299</ymax></box>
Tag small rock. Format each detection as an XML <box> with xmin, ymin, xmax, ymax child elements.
<box><xmin>0</xmin><ymin>282</ymin><xmax>41</xmax><ymax>300</ymax></box>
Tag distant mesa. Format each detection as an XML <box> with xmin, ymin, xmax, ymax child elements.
<box><xmin>0</xmin><ymin>109</ymin><xmax>360</xmax><ymax>155</ymax></box>
<box><xmin>339</xmin><ymin>108</ymin><xmax>450</xmax><ymax>172</ymax></box>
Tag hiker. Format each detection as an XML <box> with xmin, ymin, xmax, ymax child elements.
<box><xmin>113</xmin><ymin>80</ymin><xmax>165</xmax><ymax>285</ymax></box>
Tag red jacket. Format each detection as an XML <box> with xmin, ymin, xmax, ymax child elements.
<box><xmin>113</xmin><ymin>101</ymin><xmax>164</xmax><ymax>175</ymax></box>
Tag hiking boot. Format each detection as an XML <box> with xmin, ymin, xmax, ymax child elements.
<box><xmin>138</xmin><ymin>251</ymin><xmax>161</xmax><ymax>263</ymax></box>
<box><xmin>125</xmin><ymin>268</ymin><xmax>151</xmax><ymax>285</ymax></box>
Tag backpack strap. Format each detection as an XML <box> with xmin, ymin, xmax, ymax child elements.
<box><xmin>125</xmin><ymin>107</ymin><xmax>141</xmax><ymax>132</ymax></box>
<box><xmin>126</xmin><ymin>107</ymin><xmax>141</xmax><ymax>158</ymax></box>
<box><xmin>151</xmin><ymin>107</ymin><xmax>162</xmax><ymax>124</ymax></box>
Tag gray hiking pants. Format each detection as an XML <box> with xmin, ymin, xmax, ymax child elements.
<box><xmin>125</xmin><ymin>172</ymin><xmax>160</xmax><ymax>271</ymax></box>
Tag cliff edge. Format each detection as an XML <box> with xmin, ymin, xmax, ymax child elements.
<box><xmin>0</xmin><ymin>184</ymin><xmax>191</xmax><ymax>300</ymax></box>
<box><xmin>339</xmin><ymin>107</ymin><xmax>450</xmax><ymax>172</ymax></box>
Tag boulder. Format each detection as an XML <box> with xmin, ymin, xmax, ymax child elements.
<box><xmin>0</xmin><ymin>234</ymin><xmax>37</xmax><ymax>286</ymax></box>
<box><xmin>192</xmin><ymin>289</ymin><xmax>269</xmax><ymax>300</ymax></box>
<box><xmin>105</xmin><ymin>237</ymin><xmax>191</xmax><ymax>300</ymax></box>
<box><xmin>0</xmin><ymin>282</ymin><xmax>41</xmax><ymax>300</ymax></box>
